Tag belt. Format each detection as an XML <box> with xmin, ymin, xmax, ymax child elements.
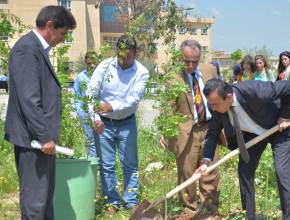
<box><xmin>195</xmin><ymin>120</ymin><xmax>209</xmax><ymax>127</ymax></box>
<box><xmin>100</xmin><ymin>114</ymin><xmax>134</xmax><ymax>122</ymax></box>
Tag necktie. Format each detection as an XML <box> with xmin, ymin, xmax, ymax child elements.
<box><xmin>191</xmin><ymin>72</ymin><xmax>206</xmax><ymax>123</ymax></box>
<box><xmin>230</xmin><ymin>106</ymin><xmax>250</xmax><ymax>163</ymax></box>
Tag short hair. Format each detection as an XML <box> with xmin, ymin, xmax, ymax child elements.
<box><xmin>203</xmin><ymin>78</ymin><xmax>233</xmax><ymax>100</ymax></box>
<box><xmin>85</xmin><ymin>51</ymin><xmax>97</xmax><ymax>60</ymax></box>
<box><xmin>36</xmin><ymin>6</ymin><xmax>76</xmax><ymax>30</ymax></box>
<box><xmin>180</xmin><ymin>40</ymin><xmax>201</xmax><ymax>52</ymax></box>
<box><xmin>116</xmin><ymin>35</ymin><xmax>137</xmax><ymax>53</ymax></box>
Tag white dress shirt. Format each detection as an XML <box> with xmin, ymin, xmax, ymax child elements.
<box><xmin>86</xmin><ymin>57</ymin><xmax>149</xmax><ymax>121</ymax></box>
<box><xmin>227</xmin><ymin>93</ymin><xmax>266</xmax><ymax>135</ymax></box>
<box><xmin>186</xmin><ymin>66</ymin><xmax>212</xmax><ymax>124</ymax></box>
<box><xmin>32</xmin><ymin>29</ymin><xmax>50</xmax><ymax>56</ymax></box>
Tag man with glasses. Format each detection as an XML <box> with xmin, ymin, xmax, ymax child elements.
<box><xmin>74</xmin><ymin>51</ymin><xmax>99</xmax><ymax>157</ymax></box>
<box><xmin>159</xmin><ymin>40</ymin><xmax>224</xmax><ymax>216</ymax></box>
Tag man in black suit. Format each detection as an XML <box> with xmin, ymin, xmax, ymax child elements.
<box><xmin>4</xmin><ymin>6</ymin><xmax>76</xmax><ymax>219</ymax></box>
<box><xmin>195</xmin><ymin>79</ymin><xmax>290</xmax><ymax>220</ymax></box>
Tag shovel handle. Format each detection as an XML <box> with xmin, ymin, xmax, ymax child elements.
<box><xmin>165</xmin><ymin>125</ymin><xmax>279</xmax><ymax>199</ymax></box>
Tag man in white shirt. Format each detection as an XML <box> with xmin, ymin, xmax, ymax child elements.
<box><xmin>86</xmin><ymin>35</ymin><xmax>149</xmax><ymax>215</ymax></box>
<box><xmin>196</xmin><ymin>79</ymin><xmax>290</xmax><ymax>220</ymax></box>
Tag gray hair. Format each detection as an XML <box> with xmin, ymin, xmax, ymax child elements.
<box><xmin>180</xmin><ymin>40</ymin><xmax>201</xmax><ymax>51</ymax></box>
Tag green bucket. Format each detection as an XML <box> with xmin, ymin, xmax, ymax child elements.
<box><xmin>53</xmin><ymin>157</ymin><xmax>99</xmax><ymax>220</ymax></box>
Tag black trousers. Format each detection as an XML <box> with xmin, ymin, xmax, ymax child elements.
<box><xmin>14</xmin><ymin>145</ymin><xmax>56</xmax><ymax>220</ymax></box>
<box><xmin>238</xmin><ymin>132</ymin><xmax>290</xmax><ymax>220</ymax></box>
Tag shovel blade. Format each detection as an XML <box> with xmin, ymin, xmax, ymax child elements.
<box><xmin>129</xmin><ymin>199</ymin><xmax>158</xmax><ymax>220</ymax></box>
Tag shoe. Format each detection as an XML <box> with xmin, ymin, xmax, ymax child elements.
<box><xmin>129</xmin><ymin>206</ymin><xmax>137</xmax><ymax>214</ymax></box>
<box><xmin>105</xmin><ymin>206</ymin><xmax>118</xmax><ymax>215</ymax></box>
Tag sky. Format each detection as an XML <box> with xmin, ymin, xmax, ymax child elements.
<box><xmin>175</xmin><ymin>0</ymin><xmax>290</xmax><ymax>57</ymax></box>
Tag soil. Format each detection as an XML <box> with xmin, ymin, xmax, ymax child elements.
<box><xmin>153</xmin><ymin>210</ymin><xmax>223</xmax><ymax>220</ymax></box>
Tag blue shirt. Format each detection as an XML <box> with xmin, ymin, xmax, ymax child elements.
<box><xmin>86</xmin><ymin>57</ymin><xmax>149</xmax><ymax>121</ymax></box>
<box><xmin>74</xmin><ymin>68</ymin><xmax>91</xmax><ymax>111</ymax></box>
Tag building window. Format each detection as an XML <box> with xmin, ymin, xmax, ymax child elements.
<box><xmin>1</xmin><ymin>32</ymin><xmax>8</xmax><ymax>41</ymax></box>
<box><xmin>103</xmin><ymin>36</ymin><xmax>118</xmax><ymax>50</ymax></box>
<box><xmin>179</xmin><ymin>28</ymin><xmax>185</xmax><ymax>35</ymax></box>
<box><xmin>0</xmin><ymin>0</ymin><xmax>8</xmax><ymax>4</ymax></box>
<box><xmin>58</xmin><ymin>0</ymin><xmax>72</xmax><ymax>11</ymax></box>
<box><xmin>104</xmin><ymin>5</ymin><xmax>118</xmax><ymax>22</ymax></box>
<box><xmin>153</xmin><ymin>43</ymin><xmax>158</xmax><ymax>52</ymax></box>
<box><xmin>201</xmin><ymin>46</ymin><xmax>208</xmax><ymax>52</ymax></box>
<box><xmin>190</xmin><ymin>28</ymin><xmax>197</xmax><ymax>35</ymax></box>
<box><xmin>65</xmin><ymin>31</ymin><xmax>73</xmax><ymax>43</ymax></box>
<box><xmin>201</xmin><ymin>28</ymin><xmax>208</xmax><ymax>35</ymax></box>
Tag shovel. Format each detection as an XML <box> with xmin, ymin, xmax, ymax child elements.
<box><xmin>129</xmin><ymin>125</ymin><xmax>279</xmax><ymax>220</ymax></box>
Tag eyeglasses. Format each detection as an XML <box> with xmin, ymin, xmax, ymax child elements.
<box><xmin>86</xmin><ymin>62</ymin><xmax>94</xmax><ymax>65</ymax></box>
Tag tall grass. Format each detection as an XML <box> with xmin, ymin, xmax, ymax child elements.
<box><xmin>0</xmin><ymin>105</ymin><xmax>282</xmax><ymax>219</ymax></box>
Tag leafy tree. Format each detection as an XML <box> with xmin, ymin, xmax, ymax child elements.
<box><xmin>230</xmin><ymin>48</ymin><xmax>243</xmax><ymax>64</ymax></box>
<box><xmin>0</xmin><ymin>10</ymin><xmax>33</xmax><ymax>74</ymax></box>
<box><xmin>243</xmin><ymin>45</ymin><xmax>273</xmax><ymax>62</ymax></box>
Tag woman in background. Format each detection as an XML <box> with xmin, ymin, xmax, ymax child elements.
<box><xmin>237</xmin><ymin>55</ymin><xmax>255</xmax><ymax>82</ymax></box>
<box><xmin>253</xmin><ymin>55</ymin><xmax>275</xmax><ymax>82</ymax></box>
<box><xmin>210</xmin><ymin>61</ymin><xmax>223</xmax><ymax>80</ymax></box>
<box><xmin>276</xmin><ymin>51</ymin><xmax>290</xmax><ymax>81</ymax></box>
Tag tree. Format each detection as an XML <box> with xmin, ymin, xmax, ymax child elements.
<box><xmin>230</xmin><ymin>48</ymin><xmax>243</xmax><ymax>64</ymax></box>
<box><xmin>0</xmin><ymin>10</ymin><xmax>33</xmax><ymax>74</ymax></box>
<box><xmin>243</xmin><ymin>45</ymin><xmax>273</xmax><ymax>62</ymax></box>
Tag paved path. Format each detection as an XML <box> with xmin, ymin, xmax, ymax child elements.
<box><xmin>0</xmin><ymin>95</ymin><xmax>159</xmax><ymax>128</ymax></box>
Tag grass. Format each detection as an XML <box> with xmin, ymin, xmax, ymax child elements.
<box><xmin>0</xmin><ymin>104</ymin><xmax>282</xmax><ymax>219</ymax></box>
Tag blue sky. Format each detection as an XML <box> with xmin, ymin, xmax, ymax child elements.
<box><xmin>175</xmin><ymin>0</ymin><xmax>289</xmax><ymax>57</ymax></box>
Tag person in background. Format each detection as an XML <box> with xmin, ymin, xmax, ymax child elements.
<box><xmin>74</xmin><ymin>51</ymin><xmax>98</xmax><ymax>157</ymax></box>
<box><xmin>4</xmin><ymin>6</ymin><xmax>76</xmax><ymax>219</ymax></box>
<box><xmin>228</xmin><ymin>64</ymin><xmax>240</xmax><ymax>84</ymax></box>
<box><xmin>86</xmin><ymin>35</ymin><xmax>149</xmax><ymax>215</ymax></box>
<box><xmin>237</xmin><ymin>55</ymin><xmax>255</xmax><ymax>82</ymax></box>
<box><xmin>276</xmin><ymin>51</ymin><xmax>290</xmax><ymax>81</ymax></box>
<box><xmin>3</xmin><ymin>74</ymin><xmax>8</xmax><ymax>81</ymax></box>
<box><xmin>210</xmin><ymin>61</ymin><xmax>222</xmax><ymax>80</ymax></box>
<box><xmin>160</xmin><ymin>40</ymin><xmax>224</xmax><ymax>216</ymax></box>
<box><xmin>253</xmin><ymin>55</ymin><xmax>275</xmax><ymax>82</ymax></box>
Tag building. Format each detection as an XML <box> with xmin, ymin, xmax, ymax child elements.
<box><xmin>0</xmin><ymin>0</ymin><xmax>215</xmax><ymax>73</ymax></box>
<box><xmin>211</xmin><ymin>50</ymin><xmax>234</xmax><ymax>70</ymax></box>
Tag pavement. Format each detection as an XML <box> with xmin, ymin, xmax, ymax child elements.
<box><xmin>0</xmin><ymin>94</ymin><xmax>159</xmax><ymax>128</ymax></box>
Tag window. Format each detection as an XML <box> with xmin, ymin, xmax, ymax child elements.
<box><xmin>179</xmin><ymin>28</ymin><xmax>185</xmax><ymax>35</ymax></box>
<box><xmin>0</xmin><ymin>0</ymin><xmax>8</xmax><ymax>4</ymax></box>
<box><xmin>103</xmin><ymin>36</ymin><xmax>119</xmax><ymax>50</ymax></box>
<box><xmin>201</xmin><ymin>46</ymin><xmax>208</xmax><ymax>52</ymax></box>
<box><xmin>58</xmin><ymin>0</ymin><xmax>72</xmax><ymax>11</ymax></box>
<box><xmin>65</xmin><ymin>31</ymin><xmax>73</xmax><ymax>43</ymax></box>
<box><xmin>104</xmin><ymin>5</ymin><xmax>118</xmax><ymax>22</ymax></box>
<box><xmin>201</xmin><ymin>28</ymin><xmax>208</xmax><ymax>35</ymax></box>
<box><xmin>190</xmin><ymin>28</ymin><xmax>197</xmax><ymax>35</ymax></box>
<box><xmin>1</xmin><ymin>32</ymin><xmax>8</xmax><ymax>41</ymax></box>
<box><xmin>153</xmin><ymin>43</ymin><xmax>158</xmax><ymax>52</ymax></box>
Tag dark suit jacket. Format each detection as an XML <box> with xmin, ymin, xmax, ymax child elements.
<box><xmin>4</xmin><ymin>31</ymin><xmax>62</xmax><ymax>148</ymax></box>
<box><xmin>204</xmin><ymin>80</ymin><xmax>290</xmax><ymax>159</ymax></box>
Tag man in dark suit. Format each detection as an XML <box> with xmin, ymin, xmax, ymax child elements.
<box><xmin>4</xmin><ymin>6</ymin><xmax>76</xmax><ymax>219</ymax></box>
<box><xmin>195</xmin><ymin>79</ymin><xmax>290</xmax><ymax>220</ymax></box>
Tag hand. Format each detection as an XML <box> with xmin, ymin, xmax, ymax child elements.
<box><xmin>277</xmin><ymin>118</ymin><xmax>290</xmax><ymax>132</ymax></box>
<box><xmin>97</xmin><ymin>103</ymin><xmax>113</xmax><ymax>114</ymax></box>
<box><xmin>159</xmin><ymin>135</ymin><xmax>168</xmax><ymax>151</ymax></box>
<box><xmin>42</xmin><ymin>140</ymin><xmax>56</xmax><ymax>155</ymax></box>
<box><xmin>94</xmin><ymin>120</ymin><xmax>105</xmax><ymax>134</ymax></box>
<box><xmin>193</xmin><ymin>161</ymin><xmax>210</xmax><ymax>177</ymax></box>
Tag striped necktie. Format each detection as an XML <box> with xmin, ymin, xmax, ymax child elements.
<box><xmin>191</xmin><ymin>72</ymin><xmax>206</xmax><ymax>123</ymax></box>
